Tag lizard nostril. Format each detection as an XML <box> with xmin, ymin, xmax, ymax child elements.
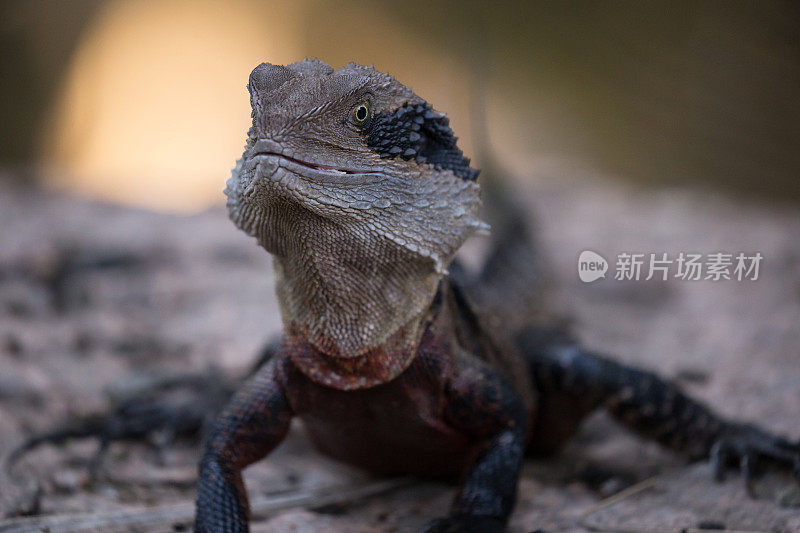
<box><xmin>248</xmin><ymin>62</ymin><xmax>295</xmax><ymax>95</ymax></box>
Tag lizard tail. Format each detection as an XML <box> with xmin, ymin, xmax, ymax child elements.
<box><xmin>465</xmin><ymin>59</ymin><xmax>557</xmax><ymax>333</ymax></box>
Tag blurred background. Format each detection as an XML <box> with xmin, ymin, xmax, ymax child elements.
<box><xmin>2</xmin><ymin>0</ymin><xmax>799</xmax><ymax>211</ymax></box>
<box><xmin>2</xmin><ymin>3</ymin><xmax>800</xmax><ymax>530</ymax></box>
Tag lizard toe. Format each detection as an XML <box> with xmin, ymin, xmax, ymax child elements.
<box><xmin>710</xmin><ymin>424</ymin><xmax>800</xmax><ymax>493</ymax></box>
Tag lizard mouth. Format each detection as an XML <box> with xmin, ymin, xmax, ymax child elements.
<box><xmin>248</xmin><ymin>151</ymin><xmax>386</xmax><ymax>186</ymax></box>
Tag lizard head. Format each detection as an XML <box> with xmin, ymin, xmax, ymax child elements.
<box><xmin>226</xmin><ymin>59</ymin><xmax>487</xmax><ymax>274</ymax></box>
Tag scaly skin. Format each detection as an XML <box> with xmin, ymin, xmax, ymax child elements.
<box><xmin>195</xmin><ymin>59</ymin><xmax>800</xmax><ymax>532</ymax></box>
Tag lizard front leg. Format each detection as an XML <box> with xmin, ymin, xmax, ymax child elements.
<box><xmin>517</xmin><ymin>328</ymin><xmax>800</xmax><ymax>488</ymax></box>
<box><xmin>426</xmin><ymin>363</ymin><xmax>527</xmax><ymax>533</ymax></box>
<box><xmin>195</xmin><ymin>359</ymin><xmax>292</xmax><ymax>532</ymax></box>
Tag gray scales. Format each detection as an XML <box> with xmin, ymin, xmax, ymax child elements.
<box><xmin>198</xmin><ymin>59</ymin><xmax>800</xmax><ymax>532</ymax></box>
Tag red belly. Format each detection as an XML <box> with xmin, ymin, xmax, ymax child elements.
<box><xmin>278</xmin><ymin>353</ymin><xmax>478</xmax><ymax>478</ymax></box>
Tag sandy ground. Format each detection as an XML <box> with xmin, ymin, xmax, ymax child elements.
<box><xmin>0</xmin><ymin>167</ymin><xmax>799</xmax><ymax>532</ymax></box>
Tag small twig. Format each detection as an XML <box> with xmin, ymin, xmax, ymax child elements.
<box><xmin>578</xmin><ymin>474</ymin><xmax>766</xmax><ymax>533</ymax></box>
<box><xmin>0</xmin><ymin>476</ymin><xmax>416</xmax><ymax>532</ymax></box>
<box><xmin>579</xmin><ymin>475</ymin><xmax>660</xmax><ymax>532</ymax></box>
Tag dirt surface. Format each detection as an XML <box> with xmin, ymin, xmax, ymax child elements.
<box><xmin>1</xmin><ymin>168</ymin><xmax>799</xmax><ymax>532</ymax></box>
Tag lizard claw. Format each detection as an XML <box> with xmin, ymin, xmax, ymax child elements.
<box><xmin>710</xmin><ymin>439</ymin><xmax>730</xmax><ymax>482</ymax></box>
<box><xmin>709</xmin><ymin>424</ymin><xmax>800</xmax><ymax>493</ymax></box>
<box><xmin>740</xmin><ymin>450</ymin><xmax>757</xmax><ymax>496</ymax></box>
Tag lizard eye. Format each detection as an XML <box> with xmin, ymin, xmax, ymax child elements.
<box><xmin>351</xmin><ymin>102</ymin><xmax>370</xmax><ymax>126</ymax></box>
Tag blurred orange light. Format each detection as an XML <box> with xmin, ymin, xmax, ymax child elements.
<box><xmin>42</xmin><ymin>0</ymin><xmax>308</xmax><ymax>212</ymax></box>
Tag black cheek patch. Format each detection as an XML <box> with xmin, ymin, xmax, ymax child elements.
<box><xmin>362</xmin><ymin>103</ymin><xmax>480</xmax><ymax>181</ymax></box>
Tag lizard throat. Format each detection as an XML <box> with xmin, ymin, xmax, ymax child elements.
<box><xmin>272</xmin><ymin>240</ymin><xmax>443</xmax><ymax>368</ymax></box>
<box><xmin>283</xmin><ymin>286</ymin><xmax>450</xmax><ymax>389</ymax></box>
<box><xmin>284</xmin><ymin>317</ymin><xmax>425</xmax><ymax>389</ymax></box>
